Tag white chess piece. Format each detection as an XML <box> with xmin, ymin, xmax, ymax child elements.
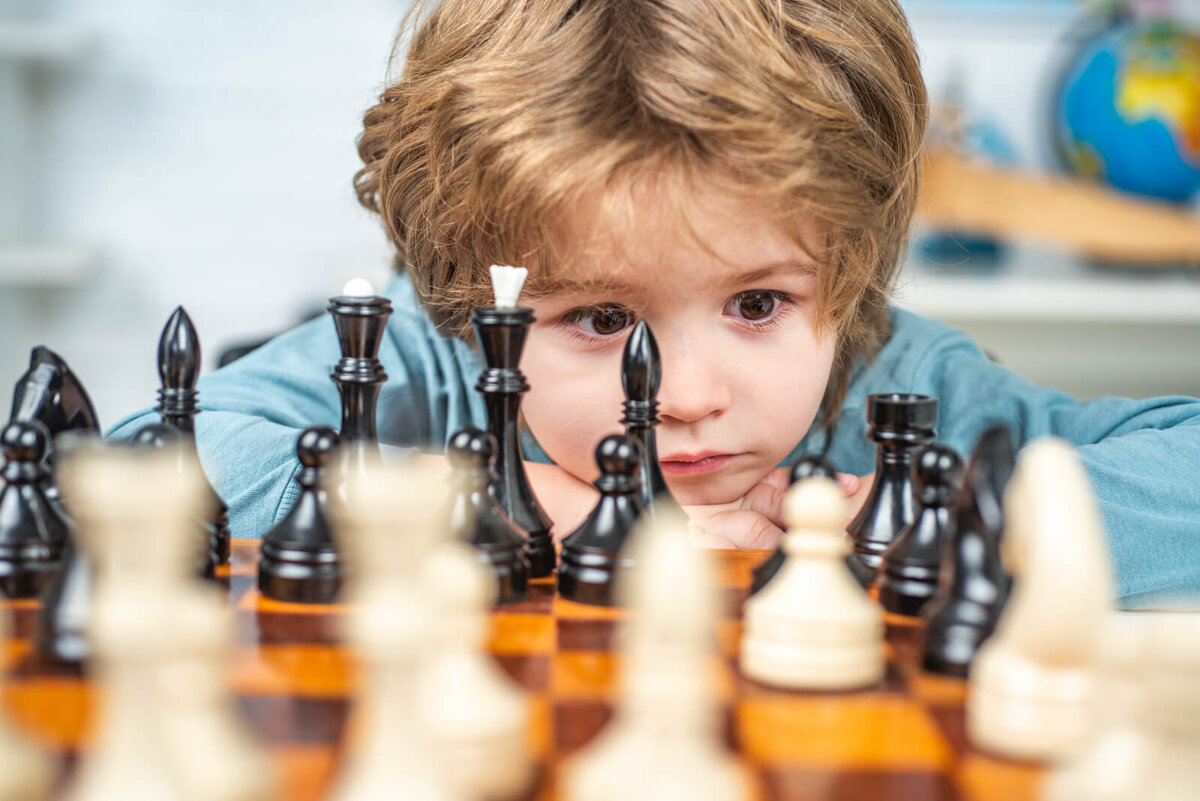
<box><xmin>1140</xmin><ymin>614</ymin><xmax>1200</xmax><ymax>801</ymax></box>
<box><xmin>415</xmin><ymin>542</ymin><xmax>532</xmax><ymax>799</ymax></box>
<box><xmin>968</xmin><ymin>437</ymin><xmax>1114</xmax><ymax>761</ymax></box>
<box><xmin>561</xmin><ymin>508</ymin><xmax>752</xmax><ymax>801</ymax></box>
<box><xmin>1041</xmin><ymin>614</ymin><xmax>1154</xmax><ymax>801</ymax></box>
<box><xmin>740</xmin><ymin>477</ymin><xmax>884</xmax><ymax>690</ymax></box>
<box><xmin>0</xmin><ymin>591</ymin><xmax>53</xmax><ymax>801</ymax></box>
<box><xmin>328</xmin><ymin>460</ymin><xmax>464</xmax><ymax>801</ymax></box>
<box><xmin>60</xmin><ymin>444</ymin><xmax>208</xmax><ymax>801</ymax></box>
<box><xmin>157</xmin><ymin>587</ymin><xmax>276</xmax><ymax>801</ymax></box>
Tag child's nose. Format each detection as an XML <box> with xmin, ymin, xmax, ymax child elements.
<box><xmin>655</xmin><ymin>342</ymin><xmax>734</xmax><ymax>424</ymax></box>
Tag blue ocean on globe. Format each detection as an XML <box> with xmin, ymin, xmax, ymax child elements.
<box><xmin>1057</xmin><ymin>19</ymin><xmax>1200</xmax><ymax>203</ymax></box>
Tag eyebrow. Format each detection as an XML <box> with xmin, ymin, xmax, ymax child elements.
<box><xmin>532</xmin><ymin>260</ymin><xmax>817</xmax><ymax>297</ymax></box>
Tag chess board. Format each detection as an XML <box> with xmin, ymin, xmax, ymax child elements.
<box><xmin>2</xmin><ymin>540</ymin><xmax>1046</xmax><ymax>801</ymax></box>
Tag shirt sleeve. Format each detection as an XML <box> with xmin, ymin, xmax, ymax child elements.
<box><xmin>106</xmin><ymin>282</ymin><xmax>486</xmax><ymax>538</ymax></box>
<box><xmin>909</xmin><ymin>328</ymin><xmax>1200</xmax><ymax>608</ymax></box>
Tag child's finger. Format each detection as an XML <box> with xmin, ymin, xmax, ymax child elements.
<box><xmin>693</xmin><ymin>509</ymin><xmax>783</xmax><ymax>550</ymax></box>
<box><xmin>737</xmin><ymin>481</ymin><xmax>787</xmax><ymax>529</ymax></box>
<box><xmin>836</xmin><ymin>472</ymin><xmax>860</xmax><ymax>495</ymax></box>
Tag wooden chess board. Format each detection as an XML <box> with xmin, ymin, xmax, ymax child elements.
<box><xmin>2</xmin><ymin>540</ymin><xmax>1045</xmax><ymax>801</ymax></box>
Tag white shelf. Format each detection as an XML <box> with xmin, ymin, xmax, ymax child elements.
<box><xmin>0</xmin><ymin>244</ymin><xmax>96</xmax><ymax>287</ymax></box>
<box><xmin>0</xmin><ymin>23</ymin><xmax>92</xmax><ymax>64</ymax></box>
<box><xmin>896</xmin><ymin>247</ymin><xmax>1200</xmax><ymax>325</ymax></box>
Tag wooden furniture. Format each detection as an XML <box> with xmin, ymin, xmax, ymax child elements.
<box><xmin>1</xmin><ymin>540</ymin><xmax>1045</xmax><ymax>801</ymax></box>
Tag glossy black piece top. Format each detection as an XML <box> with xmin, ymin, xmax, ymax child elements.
<box><xmin>263</xmin><ymin>426</ymin><xmax>339</xmax><ymax>547</ymax></box>
<box><xmin>156</xmin><ymin>306</ymin><xmax>201</xmax><ymax>433</ymax></box>
<box><xmin>9</xmin><ymin>346</ymin><xmax>101</xmax><ymax>466</ymax></box>
<box><xmin>846</xmin><ymin>393</ymin><xmax>938</xmax><ymax>583</ymax></box>
<box><xmin>619</xmin><ymin>320</ymin><xmax>678</xmax><ymax>517</ymax></box>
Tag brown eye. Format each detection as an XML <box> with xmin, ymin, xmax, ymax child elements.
<box><xmin>734</xmin><ymin>290</ymin><xmax>778</xmax><ymax>321</ymax></box>
<box><xmin>582</xmin><ymin>306</ymin><xmax>633</xmax><ymax>336</ymax></box>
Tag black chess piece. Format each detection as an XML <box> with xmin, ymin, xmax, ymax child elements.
<box><xmin>846</xmin><ymin>393</ymin><xmax>938</xmax><ymax>585</ymax></box>
<box><xmin>258</xmin><ymin>427</ymin><xmax>344</xmax><ymax>604</ymax></box>
<box><xmin>10</xmin><ymin>346</ymin><xmax>101</xmax><ymax>461</ymax></box>
<box><xmin>621</xmin><ymin>320</ymin><xmax>682</xmax><ymax>519</ymax></box>
<box><xmin>921</xmin><ymin>425</ymin><xmax>1015</xmax><ymax>677</ymax></box>
<box><xmin>877</xmin><ymin>443</ymin><xmax>964</xmax><ymax>617</ymax></box>
<box><xmin>558</xmin><ymin>434</ymin><xmax>645</xmax><ymax>607</ymax></box>
<box><xmin>130</xmin><ymin>423</ymin><xmax>219</xmax><ymax>579</ymax></box>
<box><xmin>0</xmin><ymin>421</ymin><xmax>66</xmax><ymax>598</ymax></box>
<box><xmin>447</xmin><ymin>427</ymin><xmax>530</xmax><ymax>605</ymax></box>
<box><xmin>36</xmin><ymin>534</ymin><xmax>91</xmax><ymax>664</ymax></box>
<box><xmin>471</xmin><ymin>304</ymin><xmax>555</xmax><ymax>578</ymax></box>
<box><xmin>10</xmin><ymin>346</ymin><xmax>100</xmax><ymax>502</ymax></box>
<box><xmin>749</xmin><ymin>454</ymin><xmax>837</xmax><ymax>594</ymax></box>
<box><xmin>157</xmin><ymin>306</ymin><xmax>230</xmax><ymax>566</ymax></box>
<box><xmin>327</xmin><ymin>292</ymin><xmax>392</xmax><ymax>473</ymax></box>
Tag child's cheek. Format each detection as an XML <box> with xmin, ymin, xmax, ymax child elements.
<box><xmin>520</xmin><ymin>342</ymin><xmax>623</xmax><ymax>485</ymax></box>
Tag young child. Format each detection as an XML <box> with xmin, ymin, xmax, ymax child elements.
<box><xmin>109</xmin><ymin>0</ymin><xmax>1200</xmax><ymax>608</ymax></box>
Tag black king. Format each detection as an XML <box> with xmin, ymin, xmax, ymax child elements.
<box><xmin>472</xmin><ymin>299</ymin><xmax>556</xmax><ymax>578</ymax></box>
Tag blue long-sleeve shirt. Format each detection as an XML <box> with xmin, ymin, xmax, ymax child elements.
<box><xmin>107</xmin><ymin>272</ymin><xmax>1200</xmax><ymax>607</ymax></box>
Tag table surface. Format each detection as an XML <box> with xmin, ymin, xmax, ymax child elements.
<box><xmin>1</xmin><ymin>540</ymin><xmax>1045</xmax><ymax>801</ymax></box>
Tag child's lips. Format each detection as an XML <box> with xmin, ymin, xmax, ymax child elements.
<box><xmin>659</xmin><ymin>452</ymin><xmax>738</xmax><ymax>476</ymax></box>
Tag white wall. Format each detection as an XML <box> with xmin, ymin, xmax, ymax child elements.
<box><xmin>1</xmin><ymin>0</ymin><xmax>406</xmax><ymax>426</ymax></box>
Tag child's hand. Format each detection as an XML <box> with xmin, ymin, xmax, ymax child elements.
<box><xmin>684</xmin><ymin>467</ymin><xmax>868</xmax><ymax>549</ymax></box>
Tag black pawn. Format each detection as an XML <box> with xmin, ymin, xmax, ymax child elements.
<box><xmin>447</xmin><ymin>427</ymin><xmax>529</xmax><ymax>605</ymax></box>
<box><xmin>0</xmin><ymin>421</ymin><xmax>66</xmax><ymax>598</ymax></box>
<box><xmin>157</xmin><ymin>306</ymin><xmax>230</xmax><ymax>565</ymax></box>
<box><xmin>921</xmin><ymin>426</ymin><xmax>1015</xmax><ymax>677</ymax></box>
<box><xmin>130</xmin><ymin>423</ymin><xmax>218</xmax><ymax>579</ymax></box>
<box><xmin>259</xmin><ymin>427</ymin><xmax>344</xmax><ymax>604</ymax></box>
<box><xmin>328</xmin><ymin>292</ymin><xmax>392</xmax><ymax>473</ymax></box>
<box><xmin>558</xmin><ymin>434</ymin><xmax>645</xmax><ymax>607</ymax></box>
<box><xmin>877</xmin><ymin>443</ymin><xmax>964</xmax><ymax>617</ymax></box>
<box><xmin>846</xmin><ymin>393</ymin><xmax>938</xmax><ymax>585</ymax></box>
<box><xmin>472</xmin><ymin>304</ymin><xmax>555</xmax><ymax>578</ymax></box>
<box><xmin>749</xmin><ymin>454</ymin><xmax>837</xmax><ymax>594</ymax></box>
<box><xmin>621</xmin><ymin>320</ymin><xmax>682</xmax><ymax>519</ymax></box>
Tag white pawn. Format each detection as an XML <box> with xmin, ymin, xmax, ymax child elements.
<box><xmin>328</xmin><ymin>460</ymin><xmax>464</xmax><ymax>801</ymax></box>
<box><xmin>968</xmin><ymin>438</ymin><xmax>1113</xmax><ymax>761</ymax></box>
<box><xmin>1041</xmin><ymin>614</ymin><xmax>1154</xmax><ymax>801</ymax></box>
<box><xmin>1140</xmin><ymin>615</ymin><xmax>1200</xmax><ymax>801</ymax></box>
<box><xmin>561</xmin><ymin>508</ymin><xmax>752</xmax><ymax>801</ymax></box>
<box><xmin>740</xmin><ymin>477</ymin><xmax>883</xmax><ymax>690</ymax></box>
<box><xmin>0</xmin><ymin>593</ymin><xmax>53</xmax><ymax>801</ymax></box>
<box><xmin>60</xmin><ymin>444</ymin><xmax>208</xmax><ymax>801</ymax></box>
<box><xmin>416</xmin><ymin>543</ymin><xmax>532</xmax><ymax>799</ymax></box>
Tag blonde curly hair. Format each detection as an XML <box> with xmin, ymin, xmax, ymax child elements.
<box><xmin>355</xmin><ymin>0</ymin><xmax>928</xmax><ymax>424</ymax></box>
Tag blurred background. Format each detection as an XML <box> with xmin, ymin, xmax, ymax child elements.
<box><xmin>2</xmin><ymin>0</ymin><xmax>1200</xmax><ymax>424</ymax></box>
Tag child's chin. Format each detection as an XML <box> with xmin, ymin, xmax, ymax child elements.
<box><xmin>667</xmin><ymin>472</ymin><xmax>760</xmax><ymax>508</ymax></box>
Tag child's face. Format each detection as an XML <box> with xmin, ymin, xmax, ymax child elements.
<box><xmin>520</xmin><ymin>180</ymin><xmax>836</xmax><ymax>507</ymax></box>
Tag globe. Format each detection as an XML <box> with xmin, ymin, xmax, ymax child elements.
<box><xmin>1056</xmin><ymin>18</ymin><xmax>1200</xmax><ymax>204</ymax></box>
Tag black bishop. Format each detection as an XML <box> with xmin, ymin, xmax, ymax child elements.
<box><xmin>621</xmin><ymin>320</ymin><xmax>682</xmax><ymax>519</ymax></box>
